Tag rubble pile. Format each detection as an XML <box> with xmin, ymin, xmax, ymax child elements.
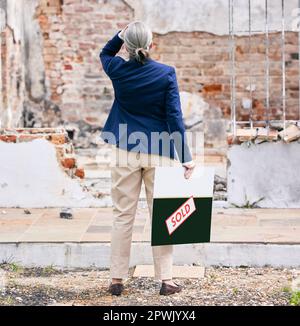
<box><xmin>227</xmin><ymin>124</ymin><xmax>300</xmax><ymax>145</ymax></box>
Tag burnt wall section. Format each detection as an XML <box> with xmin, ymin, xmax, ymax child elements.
<box><xmin>0</xmin><ymin>0</ymin><xmax>62</xmax><ymax>130</ymax></box>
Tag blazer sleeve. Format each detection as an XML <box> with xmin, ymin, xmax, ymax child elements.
<box><xmin>165</xmin><ymin>67</ymin><xmax>193</xmax><ymax>164</ymax></box>
<box><xmin>100</xmin><ymin>31</ymin><xmax>124</xmax><ymax>76</ymax></box>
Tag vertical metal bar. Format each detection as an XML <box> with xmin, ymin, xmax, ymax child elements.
<box><xmin>0</xmin><ymin>3</ymin><xmax>7</xmax><ymax>129</ymax></box>
<box><xmin>298</xmin><ymin>0</ymin><xmax>300</xmax><ymax>122</ymax></box>
<box><xmin>0</xmin><ymin>32</ymin><xmax>2</xmax><ymax>129</ymax></box>
<box><xmin>281</xmin><ymin>0</ymin><xmax>286</xmax><ymax>131</ymax></box>
<box><xmin>0</xmin><ymin>9</ymin><xmax>3</xmax><ymax>128</ymax></box>
<box><xmin>229</xmin><ymin>0</ymin><xmax>237</xmax><ymax>135</ymax></box>
<box><xmin>265</xmin><ymin>0</ymin><xmax>270</xmax><ymax>130</ymax></box>
<box><xmin>248</xmin><ymin>0</ymin><xmax>254</xmax><ymax>129</ymax></box>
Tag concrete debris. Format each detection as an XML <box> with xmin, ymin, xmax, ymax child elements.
<box><xmin>214</xmin><ymin>175</ymin><xmax>227</xmax><ymax>201</ymax></box>
<box><xmin>279</xmin><ymin>124</ymin><xmax>300</xmax><ymax>143</ymax></box>
<box><xmin>228</xmin><ymin>125</ymin><xmax>300</xmax><ymax>145</ymax></box>
<box><xmin>214</xmin><ymin>175</ymin><xmax>227</xmax><ymax>188</ymax></box>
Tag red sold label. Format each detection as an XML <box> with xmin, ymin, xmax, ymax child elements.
<box><xmin>165</xmin><ymin>197</ymin><xmax>196</xmax><ymax>235</ymax></box>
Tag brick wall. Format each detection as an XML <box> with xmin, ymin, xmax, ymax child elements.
<box><xmin>1</xmin><ymin>0</ymin><xmax>300</xmax><ymax>148</ymax></box>
<box><xmin>36</xmin><ymin>0</ymin><xmax>133</xmax><ymax>127</ymax></box>
<box><xmin>154</xmin><ymin>31</ymin><xmax>300</xmax><ymax>122</ymax></box>
<box><xmin>35</xmin><ymin>0</ymin><xmax>300</xmax><ymax>126</ymax></box>
<box><xmin>36</xmin><ymin>0</ymin><xmax>64</xmax><ymax>104</ymax></box>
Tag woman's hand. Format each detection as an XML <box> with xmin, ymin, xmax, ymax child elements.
<box><xmin>118</xmin><ymin>25</ymin><xmax>129</xmax><ymax>40</ymax></box>
<box><xmin>183</xmin><ymin>161</ymin><xmax>196</xmax><ymax>180</ymax></box>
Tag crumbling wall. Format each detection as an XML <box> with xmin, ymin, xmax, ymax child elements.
<box><xmin>0</xmin><ymin>127</ymin><xmax>109</xmax><ymax>208</ymax></box>
<box><xmin>1</xmin><ymin>0</ymin><xmax>300</xmax><ymax>151</ymax></box>
<box><xmin>0</xmin><ymin>0</ymin><xmax>62</xmax><ymax>130</ymax></box>
<box><xmin>0</xmin><ymin>127</ymin><xmax>84</xmax><ymax>179</ymax></box>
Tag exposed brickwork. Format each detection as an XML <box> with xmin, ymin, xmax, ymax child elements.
<box><xmin>0</xmin><ymin>128</ymin><xmax>85</xmax><ymax>179</ymax></box>
<box><xmin>36</xmin><ymin>0</ymin><xmax>64</xmax><ymax>104</ymax></box>
<box><xmin>35</xmin><ymin>0</ymin><xmax>133</xmax><ymax>125</ymax></box>
<box><xmin>153</xmin><ymin>31</ymin><xmax>300</xmax><ymax>122</ymax></box>
<box><xmin>33</xmin><ymin>0</ymin><xmax>300</xmax><ymax>130</ymax></box>
<box><xmin>2</xmin><ymin>0</ymin><xmax>300</xmax><ymax>151</ymax></box>
<box><xmin>75</xmin><ymin>168</ymin><xmax>85</xmax><ymax>179</ymax></box>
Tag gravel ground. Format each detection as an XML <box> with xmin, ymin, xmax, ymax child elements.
<box><xmin>0</xmin><ymin>265</ymin><xmax>299</xmax><ymax>306</ymax></box>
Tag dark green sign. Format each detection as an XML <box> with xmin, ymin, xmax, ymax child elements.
<box><xmin>151</xmin><ymin>197</ymin><xmax>213</xmax><ymax>246</ymax></box>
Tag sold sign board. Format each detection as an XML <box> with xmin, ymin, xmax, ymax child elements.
<box><xmin>151</xmin><ymin>167</ymin><xmax>214</xmax><ymax>246</ymax></box>
<box><xmin>165</xmin><ymin>197</ymin><xmax>196</xmax><ymax>235</ymax></box>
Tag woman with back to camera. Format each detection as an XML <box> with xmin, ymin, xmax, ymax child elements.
<box><xmin>100</xmin><ymin>22</ymin><xmax>195</xmax><ymax>296</ymax></box>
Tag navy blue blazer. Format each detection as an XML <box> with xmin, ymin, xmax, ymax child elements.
<box><xmin>99</xmin><ymin>32</ymin><xmax>192</xmax><ymax>163</ymax></box>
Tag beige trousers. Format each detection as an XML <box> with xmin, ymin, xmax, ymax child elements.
<box><xmin>110</xmin><ymin>148</ymin><xmax>179</xmax><ymax>280</ymax></box>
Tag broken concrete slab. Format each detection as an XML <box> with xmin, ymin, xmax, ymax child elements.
<box><xmin>279</xmin><ymin>124</ymin><xmax>300</xmax><ymax>143</ymax></box>
<box><xmin>236</xmin><ymin>128</ymin><xmax>257</xmax><ymax>141</ymax></box>
<box><xmin>256</xmin><ymin>128</ymin><xmax>279</xmax><ymax>141</ymax></box>
<box><xmin>1</xmin><ymin>242</ymin><xmax>300</xmax><ymax>269</ymax></box>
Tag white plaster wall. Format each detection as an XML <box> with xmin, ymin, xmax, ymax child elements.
<box><xmin>227</xmin><ymin>142</ymin><xmax>300</xmax><ymax>208</ymax></box>
<box><xmin>125</xmin><ymin>0</ymin><xmax>299</xmax><ymax>35</ymax></box>
<box><xmin>0</xmin><ymin>139</ymin><xmax>106</xmax><ymax>208</ymax></box>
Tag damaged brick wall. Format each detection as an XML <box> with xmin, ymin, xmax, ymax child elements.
<box><xmin>36</xmin><ymin>0</ymin><xmax>299</xmax><ymax>144</ymax></box>
<box><xmin>0</xmin><ymin>127</ymin><xmax>85</xmax><ymax>179</ymax></box>
<box><xmin>1</xmin><ymin>0</ymin><xmax>300</xmax><ymax>150</ymax></box>
<box><xmin>0</xmin><ymin>0</ymin><xmax>64</xmax><ymax>130</ymax></box>
<box><xmin>153</xmin><ymin>31</ymin><xmax>300</xmax><ymax>122</ymax></box>
<box><xmin>37</xmin><ymin>0</ymin><xmax>64</xmax><ymax>105</ymax></box>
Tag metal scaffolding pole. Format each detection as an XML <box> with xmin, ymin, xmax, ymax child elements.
<box><xmin>0</xmin><ymin>7</ymin><xmax>4</xmax><ymax>128</ymax></box>
<box><xmin>248</xmin><ymin>0</ymin><xmax>254</xmax><ymax>129</ymax></box>
<box><xmin>265</xmin><ymin>0</ymin><xmax>270</xmax><ymax>130</ymax></box>
<box><xmin>281</xmin><ymin>0</ymin><xmax>287</xmax><ymax>131</ymax></box>
<box><xmin>298</xmin><ymin>0</ymin><xmax>300</xmax><ymax>122</ymax></box>
<box><xmin>229</xmin><ymin>0</ymin><xmax>237</xmax><ymax>136</ymax></box>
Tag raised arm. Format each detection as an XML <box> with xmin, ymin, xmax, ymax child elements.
<box><xmin>100</xmin><ymin>31</ymin><xmax>124</xmax><ymax>76</ymax></box>
<box><xmin>165</xmin><ymin>67</ymin><xmax>193</xmax><ymax>166</ymax></box>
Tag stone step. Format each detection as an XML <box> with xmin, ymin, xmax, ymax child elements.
<box><xmin>1</xmin><ymin>242</ymin><xmax>300</xmax><ymax>269</ymax></box>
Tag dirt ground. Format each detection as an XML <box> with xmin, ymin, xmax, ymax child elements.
<box><xmin>0</xmin><ymin>265</ymin><xmax>299</xmax><ymax>306</ymax></box>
